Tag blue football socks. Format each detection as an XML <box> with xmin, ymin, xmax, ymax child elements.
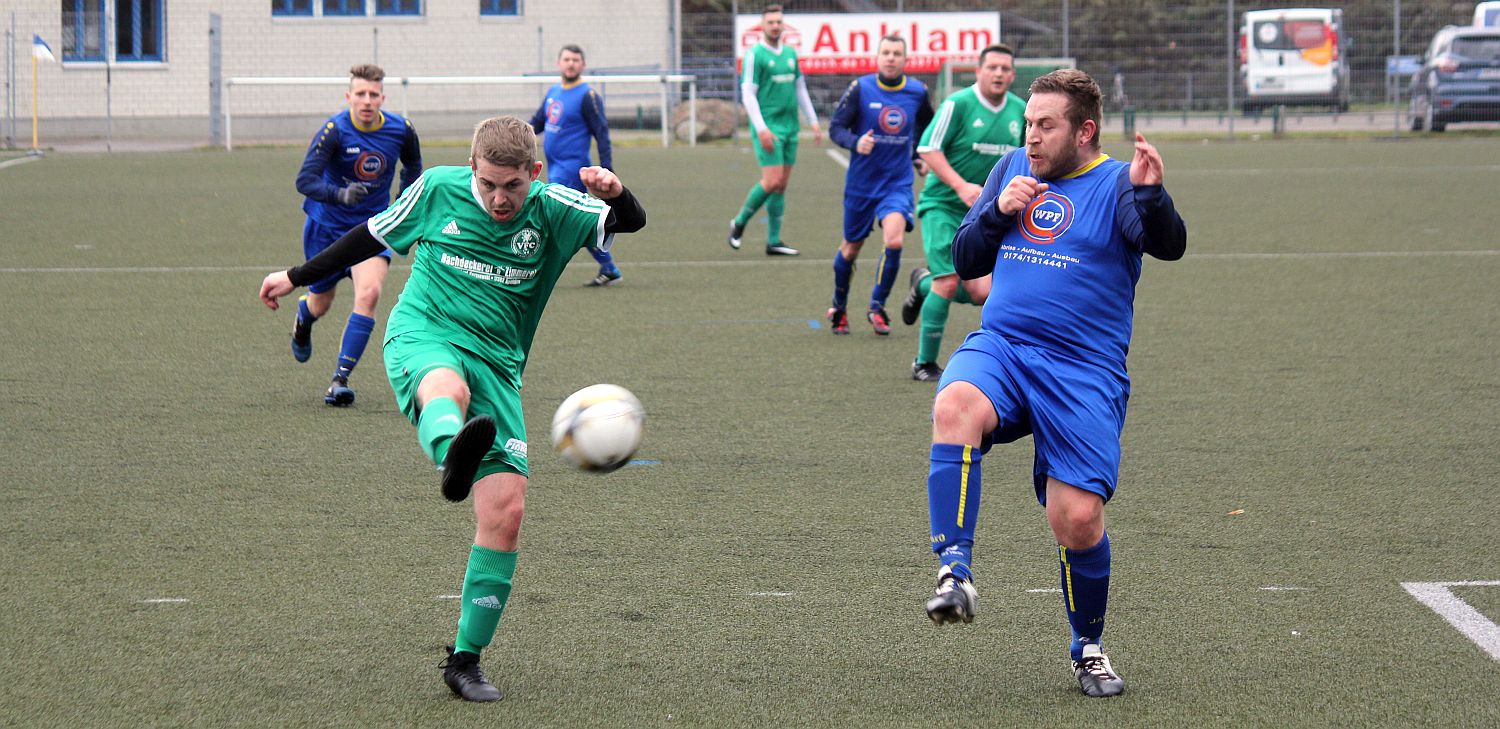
<box><xmin>928</xmin><ymin>443</ymin><xmax>982</xmax><ymax>582</ymax></box>
<box><xmin>1059</xmin><ymin>532</ymin><xmax>1112</xmax><ymax>660</ymax></box>
<box><xmin>871</xmin><ymin>246</ymin><xmax>901</xmax><ymax>309</ymax></box>
<box><xmin>334</xmin><ymin>313</ymin><xmax>375</xmax><ymax>382</ymax></box>
<box><xmin>832</xmin><ymin>250</ymin><xmax>854</xmax><ymax>311</ymax></box>
<box><xmin>587</xmin><ymin>246</ymin><xmax>620</xmax><ymax>276</ymax></box>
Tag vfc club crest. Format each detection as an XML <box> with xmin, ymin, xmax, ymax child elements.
<box><xmin>511</xmin><ymin>228</ymin><xmax>541</xmax><ymax>257</ymax></box>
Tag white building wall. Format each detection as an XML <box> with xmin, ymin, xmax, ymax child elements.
<box><xmin>2</xmin><ymin>1</ymin><xmax>674</xmax><ymax>143</ymax></box>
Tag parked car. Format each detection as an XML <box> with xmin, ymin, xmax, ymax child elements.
<box><xmin>1240</xmin><ymin>8</ymin><xmax>1350</xmax><ymax>113</ymax></box>
<box><xmin>1409</xmin><ymin>25</ymin><xmax>1500</xmax><ymax>131</ymax></box>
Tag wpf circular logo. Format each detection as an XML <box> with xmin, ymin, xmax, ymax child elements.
<box><xmin>546</xmin><ymin>99</ymin><xmax>564</xmax><ymax>125</ymax></box>
<box><xmin>354</xmin><ymin>150</ymin><xmax>387</xmax><ymax>181</ymax></box>
<box><xmin>1019</xmin><ymin>191</ymin><xmax>1074</xmax><ymax>244</ymax></box>
<box><xmin>878</xmin><ymin>105</ymin><xmax>907</xmax><ymax>134</ymax></box>
<box><xmin>511</xmin><ymin>227</ymin><xmax>541</xmax><ymax>257</ymax></box>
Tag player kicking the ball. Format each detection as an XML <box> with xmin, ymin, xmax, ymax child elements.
<box><xmin>259</xmin><ymin>116</ymin><xmax>646</xmax><ymax>703</ymax></box>
<box><xmin>921</xmin><ymin>70</ymin><xmax>1185</xmax><ymax>698</ymax></box>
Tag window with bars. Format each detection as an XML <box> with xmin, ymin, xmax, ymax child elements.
<box><xmin>60</xmin><ymin>0</ymin><xmax>163</xmax><ymax>62</ymax></box>
<box><xmin>272</xmin><ymin>0</ymin><xmax>312</xmax><ymax>16</ymax></box>
<box><xmin>376</xmin><ymin>0</ymin><xmax>420</xmax><ymax>15</ymax></box>
<box><xmin>322</xmin><ymin>0</ymin><xmax>364</xmax><ymax>17</ymax></box>
<box><xmin>480</xmin><ymin>0</ymin><xmax>519</xmax><ymax>17</ymax></box>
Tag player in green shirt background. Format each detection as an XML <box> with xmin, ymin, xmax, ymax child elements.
<box><xmin>258</xmin><ymin>116</ymin><xmax>646</xmax><ymax>704</ymax></box>
<box><xmin>903</xmin><ymin>44</ymin><xmax>1027</xmax><ymax>381</ymax></box>
<box><xmin>727</xmin><ymin>4</ymin><xmax>821</xmax><ymax>256</ymax></box>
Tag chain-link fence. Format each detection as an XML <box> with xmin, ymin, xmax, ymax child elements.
<box><xmin>683</xmin><ymin>0</ymin><xmax>1490</xmax><ymax>134</ymax></box>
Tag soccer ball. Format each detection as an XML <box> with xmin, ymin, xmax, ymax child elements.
<box><xmin>550</xmin><ymin>384</ymin><xmax>645</xmax><ymax>473</ymax></box>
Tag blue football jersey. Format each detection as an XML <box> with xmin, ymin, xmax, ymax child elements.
<box><xmin>530</xmin><ymin>81</ymin><xmax>612</xmax><ymax>190</ymax></box>
<box><xmin>831</xmin><ymin>74</ymin><xmax>930</xmax><ymax>197</ymax></box>
<box><xmin>297</xmin><ymin>109</ymin><xmax>421</xmax><ymax>232</ymax></box>
<box><xmin>973</xmin><ymin>152</ymin><xmax>1144</xmax><ymax>377</ymax></box>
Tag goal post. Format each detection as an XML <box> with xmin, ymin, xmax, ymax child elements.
<box><xmin>937</xmin><ymin>57</ymin><xmax>1076</xmax><ymax>100</ymax></box>
<box><xmin>223</xmin><ymin>73</ymin><xmax>697</xmax><ymax>151</ymax></box>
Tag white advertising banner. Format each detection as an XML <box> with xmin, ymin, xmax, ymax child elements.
<box><xmin>735</xmin><ymin>12</ymin><xmax>1003</xmax><ymax>75</ymax></box>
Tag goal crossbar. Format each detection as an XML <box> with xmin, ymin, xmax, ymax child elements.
<box><xmin>224</xmin><ymin>73</ymin><xmax>697</xmax><ymax>151</ymax></box>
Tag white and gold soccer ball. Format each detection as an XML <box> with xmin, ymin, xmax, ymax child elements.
<box><xmin>550</xmin><ymin>384</ymin><xmax>645</xmax><ymax>473</ymax></box>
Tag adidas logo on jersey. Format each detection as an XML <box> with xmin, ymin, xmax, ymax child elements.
<box><xmin>973</xmin><ymin>119</ymin><xmax>986</xmax><ymax>127</ymax></box>
<box><xmin>442</xmin><ymin>220</ymin><xmax>461</xmax><ymax>236</ymax></box>
<box><xmin>471</xmin><ymin>595</ymin><xmax>502</xmax><ymax>609</ymax></box>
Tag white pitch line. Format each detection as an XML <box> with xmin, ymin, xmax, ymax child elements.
<box><xmin>749</xmin><ymin>591</ymin><xmax>794</xmax><ymax>597</ymax></box>
<box><xmin>0</xmin><ymin>155</ymin><xmax>42</xmax><ymax>170</ymax></box>
<box><xmin>1259</xmin><ymin>586</ymin><xmax>1312</xmax><ymax>591</ymax></box>
<box><xmin>139</xmin><ymin>598</ymin><xmax>190</xmax><ymax>604</ymax></box>
<box><xmin>1026</xmin><ymin>588</ymin><xmax>1063</xmax><ymax>593</ymax></box>
<box><xmin>436</xmin><ymin>594</ymin><xmax>461</xmax><ymax>600</ymax></box>
<box><xmin>1402</xmin><ymin>581</ymin><xmax>1500</xmax><ymax>663</ymax></box>
<box><xmin>826</xmin><ymin>148</ymin><xmax>850</xmax><ymax>169</ymax></box>
<box><xmin>4</xmin><ymin>249</ymin><xmax>1498</xmax><ymax>276</ymax></box>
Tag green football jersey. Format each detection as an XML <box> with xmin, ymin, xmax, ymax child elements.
<box><xmin>742</xmin><ymin>42</ymin><xmax>803</xmax><ymax>135</ymax></box>
<box><xmin>370</xmin><ymin>166</ymin><xmax>608</xmax><ymax>381</ymax></box>
<box><xmin>916</xmin><ymin>86</ymin><xmax>1026</xmax><ymax>215</ymax></box>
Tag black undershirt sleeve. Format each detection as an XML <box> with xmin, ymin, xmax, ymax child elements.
<box><xmin>286</xmin><ymin>223</ymin><xmax>387</xmax><ymax>287</ymax></box>
<box><xmin>601</xmin><ymin>186</ymin><xmax>646</xmax><ymax>234</ymax></box>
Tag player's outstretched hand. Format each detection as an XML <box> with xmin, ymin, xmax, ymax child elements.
<box><xmin>259</xmin><ymin>270</ymin><xmax>295</xmax><ymax>310</ymax></box>
<box><xmin>856</xmin><ymin>130</ymin><xmax>876</xmax><ymax>155</ymax></box>
<box><xmin>998</xmin><ymin>175</ymin><xmax>1048</xmax><ymax>215</ymax></box>
<box><xmin>579</xmin><ymin>166</ymin><xmax>623</xmax><ymax>199</ymax></box>
<box><xmin>757</xmin><ymin>128</ymin><xmax>775</xmax><ymax>153</ymax></box>
<box><xmin>1130</xmin><ymin>133</ymin><xmax>1164</xmax><ymax>186</ymax></box>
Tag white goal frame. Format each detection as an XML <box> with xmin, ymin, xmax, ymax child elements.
<box><xmin>223</xmin><ymin>74</ymin><xmax>697</xmax><ymax>151</ymax></box>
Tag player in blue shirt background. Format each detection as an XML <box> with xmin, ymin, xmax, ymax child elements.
<box><xmin>921</xmin><ymin>69</ymin><xmax>1187</xmax><ymax>698</ymax></box>
<box><xmin>825</xmin><ymin>35</ymin><xmax>933</xmax><ymax>335</ymax></box>
<box><xmin>290</xmin><ymin>63</ymin><xmax>422</xmax><ymax>406</ymax></box>
<box><xmin>529</xmin><ymin>44</ymin><xmax>623</xmax><ymax>287</ymax></box>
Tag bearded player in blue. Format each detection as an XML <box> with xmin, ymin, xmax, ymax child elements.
<box><xmin>921</xmin><ymin>70</ymin><xmax>1187</xmax><ymax>698</ymax></box>
<box><xmin>529</xmin><ymin>44</ymin><xmax>622</xmax><ymax>287</ymax></box>
<box><xmin>825</xmin><ymin>35</ymin><xmax>933</xmax><ymax>335</ymax></box>
<box><xmin>291</xmin><ymin>63</ymin><xmax>422</xmax><ymax>406</ymax></box>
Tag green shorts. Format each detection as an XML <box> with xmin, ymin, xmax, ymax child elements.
<box><xmin>384</xmin><ymin>330</ymin><xmax>529</xmax><ymax>478</ymax></box>
<box><xmin>753</xmin><ymin>128</ymin><xmax>799</xmax><ymax>167</ymax></box>
<box><xmin>919</xmin><ymin>206</ymin><xmax>966</xmax><ymax>278</ymax></box>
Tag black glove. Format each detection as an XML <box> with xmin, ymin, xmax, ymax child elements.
<box><xmin>336</xmin><ymin>182</ymin><xmax>370</xmax><ymax>206</ymax></box>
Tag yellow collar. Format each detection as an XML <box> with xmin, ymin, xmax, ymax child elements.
<box><xmin>1061</xmin><ymin>153</ymin><xmax>1110</xmax><ymax>179</ymax></box>
<box><xmin>348</xmin><ymin>109</ymin><xmax>385</xmax><ymax>133</ymax></box>
<box><xmin>877</xmin><ymin>75</ymin><xmax>906</xmax><ymax>91</ymax></box>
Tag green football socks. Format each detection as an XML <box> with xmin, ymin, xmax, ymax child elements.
<box><xmin>765</xmin><ymin>192</ymin><xmax>785</xmax><ymax>246</ymax></box>
<box><xmin>917</xmin><ymin>290</ymin><xmax>951</xmax><ymax>365</ymax></box>
<box><xmin>455</xmin><ymin>545</ymin><xmax>517</xmax><ymax>655</ymax></box>
<box><xmin>418</xmin><ymin>397</ymin><xmax>464</xmax><ymax>465</ymax></box>
<box><xmin>735</xmin><ymin>184</ymin><xmax>770</xmax><ymax>228</ymax></box>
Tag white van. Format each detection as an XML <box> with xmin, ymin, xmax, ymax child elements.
<box><xmin>1240</xmin><ymin>8</ymin><xmax>1351</xmax><ymax>112</ymax></box>
<box><xmin>1476</xmin><ymin>2</ymin><xmax>1500</xmax><ymax>27</ymax></box>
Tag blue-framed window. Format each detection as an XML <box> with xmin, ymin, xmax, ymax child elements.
<box><xmin>376</xmin><ymin>0</ymin><xmax>420</xmax><ymax>15</ymax></box>
<box><xmin>480</xmin><ymin>0</ymin><xmax>519</xmax><ymax>16</ymax></box>
<box><xmin>61</xmin><ymin>0</ymin><xmax>107</xmax><ymax>61</ymax></box>
<box><xmin>272</xmin><ymin>0</ymin><xmax>313</xmax><ymax>17</ymax></box>
<box><xmin>323</xmin><ymin>0</ymin><xmax>364</xmax><ymax>16</ymax></box>
<box><xmin>115</xmin><ymin>0</ymin><xmax>163</xmax><ymax>62</ymax></box>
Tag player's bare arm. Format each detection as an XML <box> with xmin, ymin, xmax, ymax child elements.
<box><xmin>920</xmin><ymin>149</ymin><xmax>984</xmax><ymax>206</ymax></box>
<box><xmin>998</xmin><ymin>176</ymin><xmax>1048</xmax><ymax>215</ymax></box>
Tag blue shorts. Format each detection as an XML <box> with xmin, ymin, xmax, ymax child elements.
<box><xmin>938</xmin><ymin>330</ymin><xmax>1129</xmax><ymax>504</ymax></box>
<box><xmin>842</xmin><ymin>186</ymin><xmax>914</xmax><ymax>243</ymax></box>
<box><xmin>302</xmin><ymin>217</ymin><xmax>391</xmax><ymax>294</ymax></box>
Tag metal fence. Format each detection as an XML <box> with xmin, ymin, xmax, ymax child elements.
<box><xmin>681</xmin><ymin>0</ymin><xmax>1487</xmax><ymax>125</ymax></box>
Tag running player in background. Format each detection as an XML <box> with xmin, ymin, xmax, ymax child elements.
<box><xmin>290</xmin><ymin>63</ymin><xmax>422</xmax><ymax>406</ymax></box>
<box><xmin>727</xmin><ymin>4</ymin><xmax>821</xmax><ymax>257</ymax></box>
<box><xmin>529</xmin><ymin>44</ymin><xmax>624</xmax><ymax>287</ymax></box>
<box><xmin>903</xmin><ymin>44</ymin><xmax>1025</xmax><ymax>380</ymax></box>
<box><xmin>825</xmin><ymin>34</ymin><xmax>933</xmax><ymax>335</ymax></box>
